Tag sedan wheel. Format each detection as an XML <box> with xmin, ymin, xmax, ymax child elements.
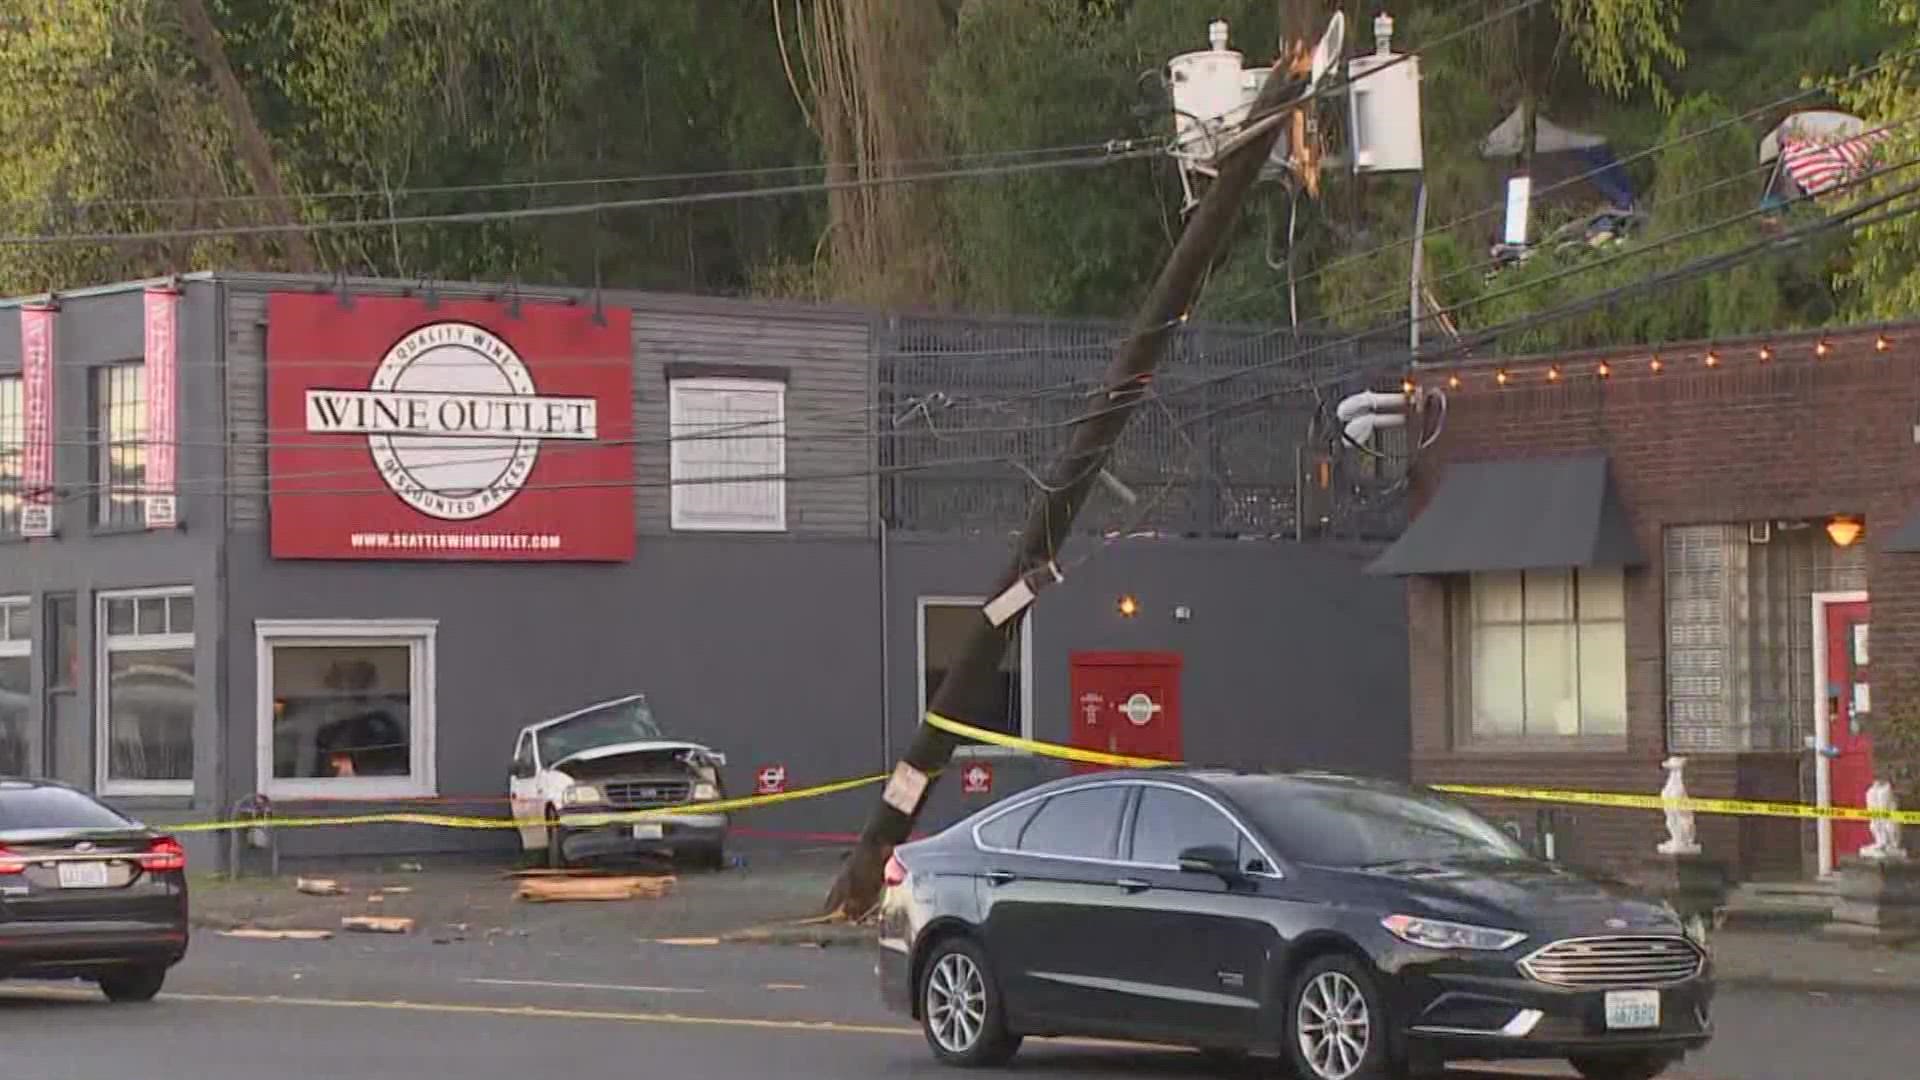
<box><xmin>919</xmin><ymin>937</ymin><xmax>1020</xmax><ymax>1067</ymax></box>
<box><xmin>99</xmin><ymin>967</ymin><xmax>166</xmax><ymax>1003</ymax></box>
<box><xmin>1288</xmin><ymin>956</ymin><xmax>1391</xmax><ymax>1080</ymax></box>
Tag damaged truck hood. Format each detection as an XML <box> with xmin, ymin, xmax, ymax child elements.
<box><xmin>549</xmin><ymin>740</ymin><xmax>725</xmax><ymax>772</ymax></box>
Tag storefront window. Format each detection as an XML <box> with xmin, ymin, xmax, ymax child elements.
<box><xmin>99</xmin><ymin>588</ymin><xmax>195</xmax><ymax>794</ymax></box>
<box><xmin>256</xmin><ymin>621</ymin><xmax>436</xmax><ymax>799</ymax></box>
<box><xmin>1453</xmin><ymin>569</ymin><xmax>1626</xmax><ymax>743</ymax></box>
<box><xmin>0</xmin><ymin>596</ymin><xmax>30</xmax><ymax>775</ymax></box>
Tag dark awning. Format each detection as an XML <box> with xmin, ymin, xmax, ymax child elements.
<box><xmin>1366</xmin><ymin>454</ymin><xmax>1646</xmax><ymax>576</ymax></box>
<box><xmin>1884</xmin><ymin>506</ymin><xmax>1920</xmax><ymax>553</ymax></box>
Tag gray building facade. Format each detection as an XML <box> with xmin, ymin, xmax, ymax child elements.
<box><xmin>0</xmin><ymin>272</ymin><xmax>1408</xmax><ymax>865</ymax></box>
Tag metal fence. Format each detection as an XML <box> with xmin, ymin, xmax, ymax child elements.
<box><xmin>875</xmin><ymin>312</ymin><xmax>1407</xmax><ymax>541</ymax></box>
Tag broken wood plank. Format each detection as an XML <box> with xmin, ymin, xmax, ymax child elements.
<box><xmin>295</xmin><ymin>877</ymin><xmax>346</xmax><ymax>896</ymax></box>
<box><xmin>513</xmin><ymin>875</ymin><xmax>676</xmax><ymax>903</ymax></box>
<box><xmin>341</xmin><ymin>915</ymin><xmax>415</xmax><ymax>934</ymax></box>
<box><xmin>218</xmin><ymin>928</ymin><xmax>335</xmax><ymax>941</ymax></box>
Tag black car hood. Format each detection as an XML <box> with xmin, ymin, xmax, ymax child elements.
<box><xmin>1312</xmin><ymin>857</ymin><xmax>1683</xmax><ymax>938</ymax></box>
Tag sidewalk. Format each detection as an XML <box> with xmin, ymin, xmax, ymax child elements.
<box><xmin>189</xmin><ymin>847</ymin><xmax>864</xmax><ymax>946</ymax></box>
<box><xmin>1710</xmin><ymin>928</ymin><xmax>1920</xmax><ymax>996</ymax></box>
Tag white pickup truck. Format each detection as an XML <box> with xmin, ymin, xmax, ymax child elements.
<box><xmin>507</xmin><ymin>694</ymin><xmax>729</xmax><ymax>869</ymax></box>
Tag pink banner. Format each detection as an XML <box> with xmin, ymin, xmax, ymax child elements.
<box><xmin>143</xmin><ymin>288</ymin><xmax>179</xmax><ymax>528</ymax></box>
<box><xmin>19</xmin><ymin>305</ymin><xmax>54</xmax><ymax>538</ymax></box>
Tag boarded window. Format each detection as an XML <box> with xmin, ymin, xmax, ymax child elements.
<box><xmin>669</xmin><ymin>378</ymin><xmax>786</xmax><ymax>531</ymax></box>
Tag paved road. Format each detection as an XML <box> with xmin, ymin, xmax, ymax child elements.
<box><xmin>0</xmin><ymin>935</ymin><xmax>1912</xmax><ymax>1079</ymax></box>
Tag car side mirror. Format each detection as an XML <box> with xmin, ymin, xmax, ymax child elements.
<box><xmin>1176</xmin><ymin>844</ymin><xmax>1243</xmax><ymax>881</ymax></box>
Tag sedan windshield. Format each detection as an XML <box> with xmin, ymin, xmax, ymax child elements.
<box><xmin>536</xmin><ymin>697</ymin><xmax>665</xmax><ymax>764</ymax></box>
<box><xmin>1229</xmin><ymin>780</ymin><xmax>1530</xmax><ymax>868</ymax></box>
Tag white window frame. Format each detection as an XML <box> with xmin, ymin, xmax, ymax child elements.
<box><xmin>97</xmin><ymin>586</ymin><xmax>195</xmax><ymax>797</ymax></box>
<box><xmin>668</xmin><ymin>377</ymin><xmax>788</xmax><ymax>532</ymax></box>
<box><xmin>254</xmin><ymin>618</ymin><xmax>438</xmax><ymax>801</ymax></box>
<box><xmin>916</xmin><ymin>596</ymin><xmax>1034</xmax><ymax>759</ymax></box>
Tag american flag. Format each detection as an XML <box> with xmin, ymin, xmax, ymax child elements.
<box><xmin>1781</xmin><ymin>127</ymin><xmax>1889</xmax><ymax>196</ymax></box>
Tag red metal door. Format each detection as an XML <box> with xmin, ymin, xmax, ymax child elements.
<box><xmin>1826</xmin><ymin>600</ymin><xmax>1873</xmax><ymax>858</ymax></box>
<box><xmin>1068</xmin><ymin>652</ymin><xmax>1183</xmax><ymax>773</ymax></box>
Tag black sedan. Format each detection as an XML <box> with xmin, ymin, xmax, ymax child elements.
<box><xmin>878</xmin><ymin>770</ymin><xmax>1711</xmax><ymax>1080</ymax></box>
<box><xmin>0</xmin><ymin>779</ymin><xmax>190</xmax><ymax>1001</ymax></box>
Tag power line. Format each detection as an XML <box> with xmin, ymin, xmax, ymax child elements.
<box><xmin>5</xmin><ymin>141</ymin><xmax>1147</xmax><ymax>217</ymax></box>
<box><xmin>1205</xmin><ymin>40</ymin><xmax>1920</xmax><ymax>318</ymax></box>
<box><xmin>0</xmin><ymin>146</ymin><xmax>1163</xmax><ymax>248</ymax></box>
<box><xmin>1171</xmin><ymin>162</ymin><xmax>1920</xmax><ymax>429</ymax></box>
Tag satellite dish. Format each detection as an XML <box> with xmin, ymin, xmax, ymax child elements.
<box><xmin>1309</xmin><ymin>11</ymin><xmax>1346</xmax><ymax>91</ymax></box>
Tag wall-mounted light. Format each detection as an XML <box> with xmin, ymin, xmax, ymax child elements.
<box><xmin>1877</xmin><ymin>332</ymin><xmax>1893</xmax><ymax>353</ymax></box>
<box><xmin>1758</xmin><ymin>345</ymin><xmax>1774</xmax><ymax>362</ymax></box>
<box><xmin>1117</xmin><ymin>594</ymin><xmax>1140</xmax><ymax>618</ymax></box>
<box><xmin>1596</xmin><ymin>361</ymin><xmax>1611</xmax><ymax>378</ymax></box>
<box><xmin>1825</xmin><ymin>515</ymin><xmax>1863</xmax><ymax>548</ymax></box>
<box><xmin>1815</xmin><ymin>339</ymin><xmax>1833</xmax><ymax>359</ymax></box>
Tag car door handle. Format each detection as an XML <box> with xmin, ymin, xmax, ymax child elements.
<box><xmin>984</xmin><ymin>870</ymin><xmax>1015</xmax><ymax>886</ymax></box>
<box><xmin>1115</xmin><ymin>877</ymin><xmax>1152</xmax><ymax>893</ymax></box>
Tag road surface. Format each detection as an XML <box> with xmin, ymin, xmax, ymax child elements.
<box><xmin>0</xmin><ymin>934</ymin><xmax>1910</xmax><ymax>1079</ymax></box>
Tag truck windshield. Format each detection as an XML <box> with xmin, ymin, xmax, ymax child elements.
<box><xmin>536</xmin><ymin>698</ymin><xmax>665</xmax><ymax>764</ymax></box>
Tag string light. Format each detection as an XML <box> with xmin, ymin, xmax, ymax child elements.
<box><xmin>1495</xmin><ymin>369</ymin><xmax>1510</xmax><ymax>386</ymax></box>
<box><xmin>1596</xmin><ymin>361</ymin><xmax>1612</xmax><ymax>378</ymax></box>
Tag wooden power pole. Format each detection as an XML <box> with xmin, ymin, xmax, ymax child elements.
<box><xmin>824</xmin><ymin>35</ymin><xmax>1328</xmax><ymax>920</ymax></box>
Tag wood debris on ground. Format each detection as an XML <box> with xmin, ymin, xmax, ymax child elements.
<box><xmin>218</xmin><ymin>928</ymin><xmax>335</xmax><ymax>941</ymax></box>
<box><xmin>295</xmin><ymin>877</ymin><xmax>346</xmax><ymax>896</ymax></box>
<box><xmin>514</xmin><ymin>875</ymin><xmax>676</xmax><ymax>903</ymax></box>
<box><xmin>341</xmin><ymin>915</ymin><xmax>415</xmax><ymax>934</ymax></box>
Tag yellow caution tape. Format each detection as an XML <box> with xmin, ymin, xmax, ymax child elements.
<box><xmin>1432</xmin><ymin>783</ymin><xmax>1920</xmax><ymax>825</ymax></box>
<box><xmin>924</xmin><ymin>712</ymin><xmax>1920</xmax><ymax>825</ymax></box>
<box><xmin>924</xmin><ymin>711</ymin><xmax>1181</xmax><ymax>769</ymax></box>
<box><xmin>160</xmin><ymin>773</ymin><xmax>891</xmax><ymax>835</ymax></box>
<box><xmin>148</xmin><ymin>712</ymin><xmax>1920</xmax><ymax>835</ymax></box>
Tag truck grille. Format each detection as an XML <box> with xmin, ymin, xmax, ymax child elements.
<box><xmin>1519</xmin><ymin>936</ymin><xmax>1704</xmax><ymax>988</ymax></box>
<box><xmin>603</xmin><ymin>780</ymin><xmax>691</xmax><ymax>808</ymax></box>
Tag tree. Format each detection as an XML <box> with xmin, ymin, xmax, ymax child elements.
<box><xmin>1831</xmin><ymin>0</ymin><xmax>1920</xmax><ymax>318</ymax></box>
<box><xmin>0</xmin><ymin>0</ymin><xmax>256</xmax><ymax>295</ymax></box>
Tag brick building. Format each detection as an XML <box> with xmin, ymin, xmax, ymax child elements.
<box><xmin>1369</xmin><ymin>322</ymin><xmax>1920</xmax><ymax>881</ymax></box>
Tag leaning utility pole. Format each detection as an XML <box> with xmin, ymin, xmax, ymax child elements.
<box><xmin>823</xmin><ymin>17</ymin><xmax>1341</xmax><ymax>920</ymax></box>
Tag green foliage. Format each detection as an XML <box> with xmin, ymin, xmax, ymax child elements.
<box><xmin>1832</xmin><ymin>0</ymin><xmax>1920</xmax><ymax>319</ymax></box>
<box><xmin>0</xmin><ymin>0</ymin><xmax>1891</xmax><ymax>346</ymax></box>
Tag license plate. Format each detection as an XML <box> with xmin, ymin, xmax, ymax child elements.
<box><xmin>57</xmin><ymin>861</ymin><xmax>112</xmax><ymax>889</ymax></box>
<box><xmin>631</xmin><ymin>823</ymin><xmax>664</xmax><ymax>840</ymax></box>
<box><xmin>1604</xmin><ymin>989</ymin><xmax>1660</xmax><ymax>1030</ymax></box>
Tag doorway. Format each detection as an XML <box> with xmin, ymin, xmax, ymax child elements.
<box><xmin>1812</xmin><ymin>591</ymin><xmax>1871</xmax><ymax>875</ymax></box>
